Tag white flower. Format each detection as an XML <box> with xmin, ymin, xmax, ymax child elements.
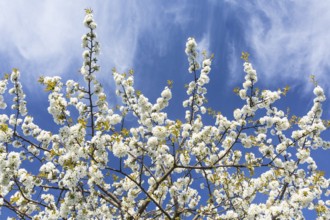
<box><xmin>89</xmin><ymin>22</ymin><xmax>97</xmax><ymax>29</ymax></box>
<box><xmin>81</xmin><ymin>34</ymin><xmax>88</xmax><ymax>48</ymax></box>
<box><xmin>113</xmin><ymin>72</ymin><xmax>124</xmax><ymax>85</ymax></box>
<box><xmin>202</xmin><ymin>59</ymin><xmax>211</xmax><ymax>67</ymax></box>
<box><xmin>161</xmin><ymin>87</ymin><xmax>172</xmax><ymax>99</ymax></box>
<box><xmin>12</xmin><ymin>140</ymin><xmax>22</xmax><ymax>148</ymax></box>
<box><xmin>83</xmin><ymin>14</ymin><xmax>93</xmax><ymax>27</ymax></box>
<box><xmin>147</xmin><ymin>136</ymin><xmax>158</xmax><ymax>147</ymax></box>
<box><xmin>233</xmin><ymin>108</ymin><xmax>242</xmax><ymax>120</ymax></box>
<box><xmin>7</xmin><ymin>152</ymin><xmax>21</xmax><ymax>170</ymax></box>
<box><xmin>110</xmin><ymin>114</ymin><xmax>122</xmax><ymax>125</ymax></box>
<box><xmin>313</xmin><ymin>86</ymin><xmax>324</xmax><ymax>97</ymax></box>
<box><xmin>180</xmin><ymin>152</ymin><xmax>190</xmax><ymax>165</ymax></box>
<box><xmin>152</xmin><ymin>126</ymin><xmax>167</xmax><ymax>139</ymax></box>
<box><xmin>112</xmin><ymin>141</ymin><xmax>127</xmax><ymax>158</ymax></box>
<box><xmin>82</xmin><ymin>50</ymin><xmax>89</xmax><ymax>59</ymax></box>
<box><xmin>10</xmin><ymin>69</ymin><xmax>20</xmax><ymax>82</ymax></box>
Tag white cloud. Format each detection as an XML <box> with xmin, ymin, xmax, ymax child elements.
<box><xmin>228</xmin><ymin>1</ymin><xmax>330</xmax><ymax>94</ymax></box>
<box><xmin>0</xmin><ymin>1</ymin><xmax>87</xmax><ymax>90</ymax></box>
<box><xmin>226</xmin><ymin>42</ymin><xmax>241</xmax><ymax>85</ymax></box>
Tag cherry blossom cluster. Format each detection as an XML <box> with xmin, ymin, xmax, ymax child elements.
<box><xmin>0</xmin><ymin>9</ymin><xmax>330</xmax><ymax>220</ymax></box>
<box><xmin>185</xmin><ymin>37</ymin><xmax>200</xmax><ymax>73</ymax></box>
<box><xmin>9</xmin><ymin>69</ymin><xmax>27</xmax><ymax>117</ymax></box>
<box><xmin>183</xmin><ymin>38</ymin><xmax>212</xmax><ymax>123</ymax></box>
<box><xmin>0</xmin><ymin>76</ymin><xmax>8</xmax><ymax>109</ymax></box>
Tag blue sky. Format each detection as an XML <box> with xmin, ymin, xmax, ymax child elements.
<box><xmin>1</xmin><ymin>0</ymin><xmax>330</xmax><ymax>218</ymax></box>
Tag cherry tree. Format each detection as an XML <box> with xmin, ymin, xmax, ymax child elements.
<box><xmin>1</xmin><ymin>9</ymin><xmax>330</xmax><ymax>220</ymax></box>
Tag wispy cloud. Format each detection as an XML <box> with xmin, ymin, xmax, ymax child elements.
<box><xmin>0</xmin><ymin>1</ymin><xmax>88</xmax><ymax>90</ymax></box>
<box><xmin>227</xmin><ymin>1</ymin><xmax>330</xmax><ymax>93</ymax></box>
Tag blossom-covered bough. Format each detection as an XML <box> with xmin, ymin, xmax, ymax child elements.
<box><xmin>1</xmin><ymin>9</ymin><xmax>330</xmax><ymax>220</ymax></box>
